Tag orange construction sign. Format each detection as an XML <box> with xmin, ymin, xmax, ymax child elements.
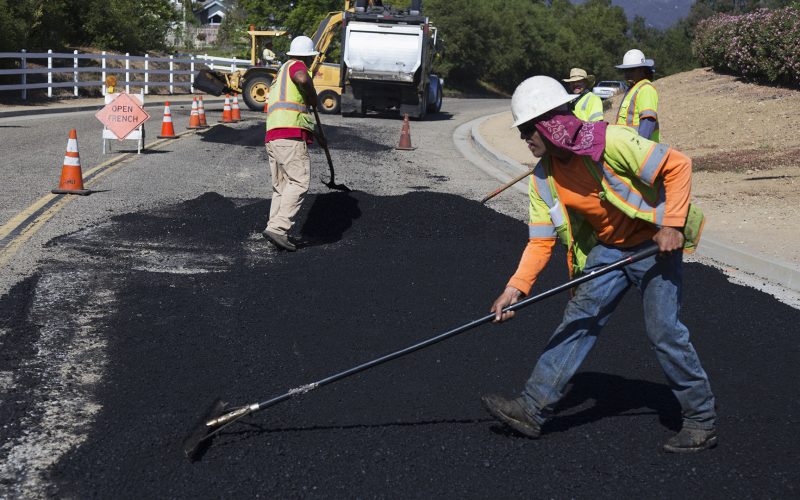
<box><xmin>95</xmin><ymin>93</ymin><xmax>151</xmax><ymax>140</ymax></box>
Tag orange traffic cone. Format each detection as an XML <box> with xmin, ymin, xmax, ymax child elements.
<box><xmin>187</xmin><ymin>97</ymin><xmax>202</xmax><ymax>129</ymax></box>
<box><xmin>197</xmin><ymin>95</ymin><xmax>209</xmax><ymax>127</ymax></box>
<box><xmin>395</xmin><ymin>113</ymin><xmax>415</xmax><ymax>150</ymax></box>
<box><xmin>52</xmin><ymin>129</ymin><xmax>91</xmax><ymax>195</ymax></box>
<box><xmin>157</xmin><ymin>101</ymin><xmax>177</xmax><ymax>138</ymax></box>
<box><xmin>231</xmin><ymin>93</ymin><xmax>242</xmax><ymax>122</ymax></box>
<box><xmin>263</xmin><ymin>101</ymin><xmax>268</xmax><ymax>113</ymax></box>
<box><xmin>222</xmin><ymin>94</ymin><xmax>233</xmax><ymax>123</ymax></box>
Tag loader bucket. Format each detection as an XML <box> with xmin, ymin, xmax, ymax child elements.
<box><xmin>193</xmin><ymin>69</ymin><xmax>229</xmax><ymax>96</ymax></box>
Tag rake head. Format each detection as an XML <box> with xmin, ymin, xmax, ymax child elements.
<box><xmin>182</xmin><ymin>398</ymin><xmax>228</xmax><ymax>462</ymax></box>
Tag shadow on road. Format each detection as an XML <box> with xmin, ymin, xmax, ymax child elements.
<box><xmin>547</xmin><ymin>372</ymin><xmax>682</xmax><ymax>433</ymax></box>
<box><xmin>297</xmin><ymin>191</ymin><xmax>362</xmax><ymax>247</ymax></box>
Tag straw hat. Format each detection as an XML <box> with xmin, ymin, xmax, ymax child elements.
<box><xmin>562</xmin><ymin>68</ymin><xmax>595</xmax><ymax>87</ymax></box>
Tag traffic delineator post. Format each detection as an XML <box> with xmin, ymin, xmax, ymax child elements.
<box><xmin>395</xmin><ymin>113</ymin><xmax>416</xmax><ymax>150</ymax></box>
<box><xmin>52</xmin><ymin>129</ymin><xmax>91</xmax><ymax>196</ymax></box>
<box><xmin>231</xmin><ymin>93</ymin><xmax>242</xmax><ymax>122</ymax></box>
<box><xmin>187</xmin><ymin>97</ymin><xmax>202</xmax><ymax>129</ymax></box>
<box><xmin>157</xmin><ymin>101</ymin><xmax>177</xmax><ymax>138</ymax></box>
<box><xmin>197</xmin><ymin>96</ymin><xmax>209</xmax><ymax>127</ymax></box>
<box><xmin>222</xmin><ymin>94</ymin><xmax>233</xmax><ymax>123</ymax></box>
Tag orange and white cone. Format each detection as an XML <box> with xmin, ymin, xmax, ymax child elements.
<box><xmin>197</xmin><ymin>95</ymin><xmax>209</xmax><ymax>127</ymax></box>
<box><xmin>157</xmin><ymin>101</ymin><xmax>177</xmax><ymax>138</ymax></box>
<box><xmin>231</xmin><ymin>93</ymin><xmax>242</xmax><ymax>122</ymax></box>
<box><xmin>52</xmin><ymin>129</ymin><xmax>90</xmax><ymax>195</ymax></box>
<box><xmin>222</xmin><ymin>94</ymin><xmax>233</xmax><ymax>123</ymax></box>
<box><xmin>395</xmin><ymin>113</ymin><xmax>415</xmax><ymax>150</ymax></box>
<box><xmin>187</xmin><ymin>97</ymin><xmax>202</xmax><ymax>129</ymax></box>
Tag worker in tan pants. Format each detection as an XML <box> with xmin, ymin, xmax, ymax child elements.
<box><xmin>263</xmin><ymin>36</ymin><xmax>322</xmax><ymax>252</ymax></box>
<box><xmin>265</xmin><ymin>140</ymin><xmax>310</xmax><ymax>241</ymax></box>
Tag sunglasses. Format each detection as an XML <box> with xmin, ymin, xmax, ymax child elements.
<box><xmin>518</xmin><ymin>121</ymin><xmax>538</xmax><ymax>136</ymax></box>
<box><xmin>518</xmin><ymin>110</ymin><xmax>560</xmax><ymax>136</ymax></box>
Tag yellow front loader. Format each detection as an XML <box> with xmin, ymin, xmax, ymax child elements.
<box><xmin>194</xmin><ymin>6</ymin><xmax>353</xmax><ymax>113</ymax></box>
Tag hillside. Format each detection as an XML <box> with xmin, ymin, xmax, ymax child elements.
<box><xmin>651</xmin><ymin>68</ymin><xmax>800</xmax><ymax>264</ymax></box>
<box><xmin>479</xmin><ymin>67</ymin><xmax>800</xmax><ymax>265</ymax></box>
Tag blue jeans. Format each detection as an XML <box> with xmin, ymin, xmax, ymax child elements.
<box><xmin>521</xmin><ymin>242</ymin><xmax>716</xmax><ymax>430</ymax></box>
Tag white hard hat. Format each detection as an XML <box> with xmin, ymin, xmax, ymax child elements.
<box><xmin>510</xmin><ymin>76</ymin><xmax>576</xmax><ymax>128</ymax></box>
<box><xmin>286</xmin><ymin>36</ymin><xmax>318</xmax><ymax>57</ymax></box>
<box><xmin>616</xmin><ymin>49</ymin><xmax>655</xmax><ymax>69</ymax></box>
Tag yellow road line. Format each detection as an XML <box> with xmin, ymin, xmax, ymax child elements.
<box><xmin>0</xmin><ymin>128</ymin><xmax>201</xmax><ymax>266</ymax></box>
<box><xmin>0</xmin><ymin>196</ymin><xmax>74</xmax><ymax>267</ymax></box>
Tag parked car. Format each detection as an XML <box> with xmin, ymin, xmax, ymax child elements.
<box><xmin>592</xmin><ymin>80</ymin><xmax>628</xmax><ymax>99</ymax></box>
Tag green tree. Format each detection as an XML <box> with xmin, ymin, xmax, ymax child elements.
<box><xmin>78</xmin><ymin>0</ymin><xmax>179</xmax><ymax>53</ymax></box>
<box><xmin>630</xmin><ymin>16</ymin><xmax>696</xmax><ymax>77</ymax></box>
<box><xmin>0</xmin><ymin>0</ymin><xmax>26</xmax><ymax>52</ymax></box>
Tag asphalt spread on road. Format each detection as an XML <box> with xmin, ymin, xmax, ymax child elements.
<box><xmin>1</xmin><ymin>190</ymin><xmax>798</xmax><ymax>497</ymax></box>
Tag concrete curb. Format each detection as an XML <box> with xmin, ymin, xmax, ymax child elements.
<box><xmin>457</xmin><ymin>113</ymin><xmax>800</xmax><ymax>294</ymax></box>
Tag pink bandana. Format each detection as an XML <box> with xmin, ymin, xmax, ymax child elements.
<box><xmin>534</xmin><ymin>113</ymin><xmax>607</xmax><ymax>162</ymax></box>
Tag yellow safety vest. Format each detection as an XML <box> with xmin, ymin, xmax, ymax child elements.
<box><xmin>266</xmin><ymin>59</ymin><xmax>315</xmax><ymax>133</ymax></box>
<box><xmin>527</xmin><ymin>125</ymin><xmax>703</xmax><ymax>277</ymax></box>
<box><xmin>616</xmin><ymin>79</ymin><xmax>659</xmax><ymax>142</ymax></box>
<box><xmin>572</xmin><ymin>92</ymin><xmax>604</xmax><ymax>122</ymax></box>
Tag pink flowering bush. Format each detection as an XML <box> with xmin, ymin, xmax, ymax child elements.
<box><xmin>693</xmin><ymin>7</ymin><xmax>800</xmax><ymax>85</ymax></box>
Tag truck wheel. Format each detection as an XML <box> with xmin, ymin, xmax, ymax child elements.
<box><xmin>243</xmin><ymin>75</ymin><xmax>273</xmax><ymax>111</ymax></box>
<box><xmin>318</xmin><ymin>90</ymin><xmax>341</xmax><ymax>114</ymax></box>
<box><xmin>426</xmin><ymin>77</ymin><xmax>443</xmax><ymax>114</ymax></box>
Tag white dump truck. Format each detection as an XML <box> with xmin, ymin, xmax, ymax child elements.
<box><xmin>340</xmin><ymin>0</ymin><xmax>443</xmax><ymax>119</ymax></box>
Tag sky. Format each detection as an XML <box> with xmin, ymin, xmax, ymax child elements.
<box><xmin>573</xmin><ymin>0</ymin><xmax>694</xmax><ymax>29</ymax></box>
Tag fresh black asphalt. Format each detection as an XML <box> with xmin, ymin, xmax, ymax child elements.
<box><xmin>1</xmin><ymin>188</ymin><xmax>798</xmax><ymax>497</ymax></box>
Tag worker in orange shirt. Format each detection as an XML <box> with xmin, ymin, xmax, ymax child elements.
<box><xmin>481</xmin><ymin>76</ymin><xmax>716</xmax><ymax>453</ymax></box>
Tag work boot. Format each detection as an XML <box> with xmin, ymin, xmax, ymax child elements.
<box><xmin>263</xmin><ymin>230</ymin><xmax>297</xmax><ymax>252</ymax></box>
<box><xmin>481</xmin><ymin>394</ymin><xmax>541</xmax><ymax>438</ymax></box>
<box><xmin>663</xmin><ymin>427</ymin><xmax>718</xmax><ymax>453</ymax></box>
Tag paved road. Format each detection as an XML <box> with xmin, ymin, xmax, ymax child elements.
<box><xmin>1</xmin><ymin>100</ymin><xmax>798</xmax><ymax>497</ymax></box>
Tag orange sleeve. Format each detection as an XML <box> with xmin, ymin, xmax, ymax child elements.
<box><xmin>507</xmin><ymin>238</ymin><xmax>556</xmax><ymax>295</ymax></box>
<box><xmin>660</xmin><ymin>149</ymin><xmax>692</xmax><ymax>227</ymax></box>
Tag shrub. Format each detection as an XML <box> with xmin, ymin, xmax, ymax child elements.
<box><xmin>693</xmin><ymin>7</ymin><xmax>800</xmax><ymax>86</ymax></box>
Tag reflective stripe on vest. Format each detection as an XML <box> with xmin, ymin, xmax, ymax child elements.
<box><xmin>267</xmin><ymin>60</ymin><xmax>313</xmax><ymax>132</ymax></box>
<box><xmin>588</xmin><ymin>155</ymin><xmax>668</xmax><ymax>226</ymax></box>
<box><xmin>619</xmin><ymin>81</ymin><xmax>658</xmax><ymax>132</ymax></box>
<box><xmin>639</xmin><ymin>143</ymin><xmax>670</xmax><ymax>185</ymax></box>
<box><xmin>529</xmin><ymin>163</ymin><xmax>559</xmax><ymax>238</ymax></box>
<box><xmin>572</xmin><ymin>92</ymin><xmax>603</xmax><ymax>122</ymax></box>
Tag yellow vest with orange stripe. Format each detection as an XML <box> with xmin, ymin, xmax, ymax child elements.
<box><xmin>616</xmin><ymin>79</ymin><xmax>660</xmax><ymax>142</ymax></box>
<box><xmin>527</xmin><ymin>126</ymin><xmax>704</xmax><ymax>277</ymax></box>
<box><xmin>266</xmin><ymin>59</ymin><xmax>315</xmax><ymax>133</ymax></box>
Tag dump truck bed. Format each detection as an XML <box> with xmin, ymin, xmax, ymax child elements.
<box><xmin>343</xmin><ymin>21</ymin><xmax>425</xmax><ymax>83</ymax></box>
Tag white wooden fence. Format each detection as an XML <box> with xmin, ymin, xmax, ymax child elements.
<box><xmin>0</xmin><ymin>50</ymin><xmax>251</xmax><ymax>100</ymax></box>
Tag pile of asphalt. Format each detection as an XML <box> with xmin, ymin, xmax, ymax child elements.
<box><xmin>2</xmin><ymin>191</ymin><xmax>798</xmax><ymax>496</ymax></box>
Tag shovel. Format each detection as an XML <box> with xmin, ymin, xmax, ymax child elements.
<box><xmin>312</xmin><ymin>106</ymin><xmax>350</xmax><ymax>192</ymax></box>
<box><xmin>182</xmin><ymin>243</ymin><xmax>660</xmax><ymax>461</ymax></box>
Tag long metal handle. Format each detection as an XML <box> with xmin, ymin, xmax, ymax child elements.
<box><xmin>312</xmin><ymin>106</ymin><xmax>336</xmax><ymax>176</ymax></box>
<box><xmin>481</xmin><ymin>169</ymin><xmax>533</xmax><ymax>204</ymax></box>
<box><xmin>204</xmin><ymin>244</ymin><xmax>659</xmax><ymax>437</ymax></box>
<box><xmin>252</xmin><ymin>243</ymin><xmax>660</xmax><ymax>411</ymax></box>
